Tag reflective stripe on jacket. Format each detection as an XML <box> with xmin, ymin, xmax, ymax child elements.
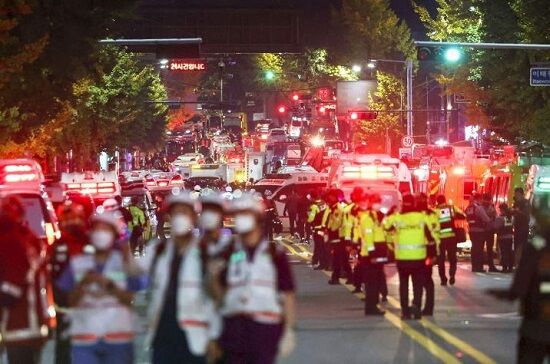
<box><xmin>383</xmin><ymin>211</ymin><xmax>428</xmax><ymax>261</ymax></box>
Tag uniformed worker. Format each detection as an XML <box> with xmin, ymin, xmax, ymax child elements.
<box><xmin>494</xmin><ymin>203</ymin><xmax>515</xmax><ymax>273</ymax></box>
<box><xmin>466</xmin><ymin>193</ymin><xmax>492</xmax><ymax>272</ymax></box>
<box><xmin>357</xmin><ymin>193</ymin><xmax>386</xmax><ymax>315</ymax></box>
<box><xmin>328</xmin><ymin>189</ymin><xmax>351</xmax><ymax>285</ymax></box>
<box><xmin>146</xmin><ymin>191</ymin><xmax>222</xmax><ymax>364</ymax></box>
<box><xmin>307</xmin><ymin>191</ymin><xmax>326</xmax><ymax>270</ymax></box>
<box><xmin>435</xmin><ymin>195</ymin><xmax>466</xmax><ymax>285</ymax></box>
<box><xmin>216</xmin><ymin>193</ymin><xmax>297</xmax><ymax>364</ymax></box>
<box><xmin>369</xmin><ymin>194</ymin><xmax>389</xmax><ymax>302</ymax></box>
<box><xmin>383</xmin><ymin>194</ymin><xmax>431</xmax><ymax>320</ymax></box>
<box><xmin>416</xmin><ymin>193</ymin><xmax>440</xmax><ymax>316</ymax></box>
<box><xmin>346</xmin><ymin>187</ymin><xmax>364</xmax><ymax>292</ymax></box>
<box><xmin>488</xmin><ymin>196</ymin><xmax>550</xmax><ymax>363</ymax></box>
<box><xmin>198</xmin><ymin>192</ymin><xmax>232</xmax><ymax>257</ymax></box>
<box><xmin>128</xmin><ymin>196</ymin><xmax>146</xmax><ymax>255</ymax></box>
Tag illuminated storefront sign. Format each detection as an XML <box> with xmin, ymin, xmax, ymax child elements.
<box><xmin>169</xmin><ymin>59</ymin><xmax>207</xmax><ymax>71</ymax></box>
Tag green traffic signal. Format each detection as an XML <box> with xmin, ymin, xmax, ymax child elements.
<box><xmin>444</xmin><ymin>47</ymin><xmax>462</xmax><ymax>63</ymax></box>
<box><xmin>265</xmin><ymin>70</ymin><xmax>275</xmax><ymax>80</ymax></box>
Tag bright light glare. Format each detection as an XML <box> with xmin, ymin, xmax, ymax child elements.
<box><xmin>435</xmin><ymin>139</ymin><xmax>448</xmax><ymax>146</ymax></box>
<box><xmin>367</xmin><ymin>62</ymin><xmax>376</xmax><ymax>69</ymax></box>
<box><xmin>159</xmin><ymin>59</ymin><xmax>169</xmax><ymax>65</ymax></box>
<box><xmin>265</xmin><ymin>70</ymin><xmax>275</xmax><ymax>80</ymax></box>
<box><xmin>311</xmin><ymin>135</ymin><xmax>325</xmax><ymax>147</ymax></box>
<box><xmin>453</xmin><ymin>166</ymin><xmax>465</xmax><ymax>175</ymax></box>
<box><xmin>352</xmin><ymin>64</ymin><xmax>362</xmax><ymax>73</ymax></box>
<box><xmin>444</xmin><ymin>48</ymin><xmax>461</xmax><ymax>62</ymax></box>
<box><xmin>350</xmin><ymin>112</ymin><xmax>358</xmax><ymax>120</ymax></box>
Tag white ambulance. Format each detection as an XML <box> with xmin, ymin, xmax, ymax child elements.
<box><xmin>60</xmin><ymin>170</ymin><xmax>121</xmax><ymax>205</ymax></box>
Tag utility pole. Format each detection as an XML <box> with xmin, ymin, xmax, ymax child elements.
<box><xmin>406</xmin><ymin>59</ymin><xmax>413</xmax><ymax>137</ymax></box>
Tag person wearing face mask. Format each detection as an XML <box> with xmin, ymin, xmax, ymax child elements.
<box><xmin>199</xmin><ymin>193</ymin><xmax>231</xmax><ymax>257</ymax></box>
<box><xmin>146</xmin><ymin>192</ymin><xmax>222</xmax><ymax>364</ymax></box>
<box><xmin>56</xmin><ymin>212</ymin><xmax>146</xmax><ymax>364</ymax></box>
<box><xmin>215</xmin><ymin>193</ymin><xmax>297</xmax><ymax>364</ymax></box>
<box><xmin>0</xmin><ymin>196</ymin><xmax>53</xmax><ymax>364</ymax></box>
<box><xmin>51</xmin><ymin>202</ymin><xmax>89</xmax><ymax>364</ymax></box>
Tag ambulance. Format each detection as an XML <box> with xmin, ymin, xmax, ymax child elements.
<box><xmin>143</xmin><ymin>170</ymin><xmax>184</xmax><ymax>196</ymax></box>
<box><xmin>253</xmin><ymin>171</ymin><xmax>329</xmax><ymax>216</ymax></box>
<box><xmin>0</xmin><ymin>159</ymin><xmax>60</xmax><ymax>245</ymax></box>
<box><xmin>60</xmin><ymin>170</ymin><xmax>121</xmax><ymax>206</ymax></box>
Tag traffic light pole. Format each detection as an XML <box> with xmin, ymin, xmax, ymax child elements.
<box><xmin>406</xmin><ymin>59</ymin><xmax>413</xmax><ymax>137</ymax></box>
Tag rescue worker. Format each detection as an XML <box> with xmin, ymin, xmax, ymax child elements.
<box><xmin>357</xmin><ymin>193</ymin><xmax>386</xmax><ymax>315</ymax></box>
<box><xmin>146</xmin><ymin>191</ymin><xmax>222</xmax><ymax>364</ymax></box>
<box><xmin>307</xmin><ymin>191</ymin><xmax>326</xmax><ymax>269</ymax></box>
<box><xmin>0</xmin><ymin>196</ymin><xmax>52</xmax><ymax>364</ymax></box>
<box><xmin>216</xmin><ymin>193</ymin><xmax>297</xmax><ymax>364</ymax></box>
<box><xmin>416</xmin><ymin>193</ymin><xmax>440</xmax><ymax>316</ymax></box>
<box><xmin>51</xmin><ymin>202</ymin><xmax>89</xmax><ymax>364</ymax></box>
<box><xmin>384</xmin><ymin>194</ymin><xmax>430</xmax><ymax>320</ymax></box>
<box><xmin>283</xmin><ymin>189</ymin><xmax>300</xmax><ymax>238</ymax></box>
<box><xmin>435</xmin><ymin>194</ymin><xmax>466</xmax><ymax>285</ymax></box>
<box><xmin>369</xmin><ymin>194</ymin><xmax>389</xmax><ymax>302</ymax></box>
<box><xmin>512</xmin><ymin>187</ymin><xmax>530</xmax><ymax>264</ymax></box>
<box><xmin>328</xmin><ymin>189</ymin><xmax>351</xmax><ymax>284</ymax></box>
<box><xmin>297</xmin><ymin>192</ymin><xmax>311</xmax><ymax>242</ymax></box>
<box><xmin>346</xmin><ymin>187</ymin><xmax>364</xmax><ymax>291</ymax></box>
<box><xmin>153</xmin><ymin>193</ymin><xmax>166</xmax><ymax>239</ymax></box>
<box><xmin>488</xmin><ymin>197</ymin><xmax>550</xmax><ymax>363</ymax></box>
<box><xmin>128</xmin><ymin>196</ymin><xmax>146</xmax><ymax>255</ymax></box>
<box><xmin>263</xmin><ymin>190</ymin><xmax>277</xmax><ymax>241</ymax></box>
<box><xmin>198</xmin><ymin>192</ymin><xmax>232</xmax><ymax>256</ymax></box>
<box><xmin>495</xmin><ymin>203</ymin><xmax>515</xmax><ymax>273</ymax></box>
<box><xmin>465</xmin><ymin>193</ymin><xmax>492</xmax><ymax>272</ymax></box>
<box><xmin>482</xmin><ymin>193</ymin><xmax>499</xmax><ymax>272</ymax></box>
<box><xmin>57</xmin><ymin>212</ymin><xmax>146</xmax><ymax>364</ymax></box>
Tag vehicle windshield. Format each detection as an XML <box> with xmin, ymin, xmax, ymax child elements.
<box><xmin>291</xmin><ymin>121</ymin><xmax>302</xmax><ymax>127</ymax></box>
<box><xmin>18</xmin><ymin>194</ymin><xmax>49</xmax><ymax>238</ymax></box>
<box><xmin>251</xmin><ymin>185</ymin><xmax>279</xmax><ymax>196</ymax></box>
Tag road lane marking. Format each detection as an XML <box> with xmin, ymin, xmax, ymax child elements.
<box><xmin>385</xmin><ymin>296</ymin><xmax>497</xmax><ymax>364</ymax></box>
<box><xmin>277</xmin><ymin>240</ymin><xmax>301</xmax><ymax>256</ymax></box>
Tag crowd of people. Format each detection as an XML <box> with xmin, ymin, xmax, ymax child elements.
<box><xmin>0</xmin><ymin>191</ymin><xmax>296</xmax><ymax>364</ymax></box>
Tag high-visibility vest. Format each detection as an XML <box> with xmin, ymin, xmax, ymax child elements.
<box><xmin>339</xmin><ymin>203</ymin><xmax>356</xmax><ymax>240</ymax></box>
<box><xmin>383</xmin><ymin>211</ymin><xmax>428</xmax><ymax>261</ymax></box>
<box><xmin>128</xmin><ymin>205</ymin><xmax>145</xmax><ymax>232</ymax></box>
<box><xmin>69</xmin><ymin>251</ymin><xmax>134</xmax><ymax>345</ymax></box>
<box><xmin>497</xmin><ymin>215</ymin><xmax>514</xmax><ymax>240</ymax></box>
<box><xmin>148</xmin><ymin>239</ymin><xmax>221</xmax><ymax>356</ymax></box>
<box><xmin>358</xmin><ymin>210</ymin><xmax>387</xmax><ymax>257</ymax></box>
<box><xmin>222</xmin><ymin>241</ymin><xmax>283</xmax><ymax>324</ymax></box>
<box><xmin>307</xmin><ymin>202</ymin><xmax>320</xmax><ymax>224</ymax></box>
<box><xmin>437</xmin><ymin>204</ymin><xmax>456</xmax><ymax>239</ymax></box>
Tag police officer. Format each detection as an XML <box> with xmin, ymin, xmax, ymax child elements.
<box><xmin>435</xmin><ymin>195</ymin><xmax>466</xmax><ymax>285</ymax></box>
<box><xmin>495</xmin><ymin>203</ymin><xmax>514</xmax><ymax>273</ymax></box>
<box><xmin>217</xmin><ymin>193</ymin><xmax>297</xmax><ymax>364</ymax></box>
<box><xmin>307</xmin><ymin>191</ymin><xmax>326</xmax><ymax>269</ymax></box>
<box><xmin>146</xmin><ymin>192</ymin><xmax>221</xmax><ymax>364</ymax></box>
<box><xmin>384</xmin><ymin>194</ymin><xmax>430</xmax><ymax>320</ymax></box>
<box><xmin>57</xmin><ymin>212</ymin><xmax>146</xmax><ymax>364</ymax></box>
<box><xmin>128</xmin><ymin>196</ymin><xmax>146</xmax><ymax>255</ymax></box>
<box><xmin>465</xmin><ymin>193</ymin><xmax>491</xmax><ymax>272</ymax></box>
<box><xmin>488</xmin><ymin>197</ymin><xmax>550</xmax><ymax>363</ymax></box>
<box><xmin>328</xmin><ymin>189</ymin><xmax>350</xmax><ymax>284</ymax></box>
<box><xmin>482</xmin><ymin>193</ymin><xmax>499</xmax><ymax>272</ymax></box>
<box><xmin>369</xmin><ymin>194</ymin><xmax>389</xmax><ymax>302</ymax></box>
<box><xmin>416</xmin><ymin>193</ymin><xmax>440</xmax><ymax>316</ymax></box>
<box><xmin>512</xmin><ymin>187</ymin><xmax>530</xmax><ymax>263</ymax></box>
<box><xmin>357</xmin><ymin>193</ymin><xmax>386</xmax><ymax>315</ymax></box>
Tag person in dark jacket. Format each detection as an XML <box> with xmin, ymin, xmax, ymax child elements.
<box><xmin>283</xmin><ymin>189</ymin><xmax>300</xmax><ymax>238</ymax></box>
<box><xmin>513</xmin><ymin>187</ymin><xmax>530</xmax><ymax>264</ymax></box>
<box><xmin>495</xmin><ymin>203</ymin><xmax>514</xmax><ymax>273</ymax></box>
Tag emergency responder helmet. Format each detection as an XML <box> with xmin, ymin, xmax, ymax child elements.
<box><xmin>350</xmin><ymin>187</ymin><xmax>364</xmax><ymax>203</ymax></box>
<box><xmin>90</xmin><ymin>211</ymin><xmax>122</xmax><ymax>235</ymax></box>
<box><xmin>436</xmin><ymin>194</ymin><xmax>446</xmax><ymax>205</ymax></box>
<box><xmin>230</xmin><ymin>192</ymin><xmax>265</xmax><ymax>215</ymax></box>
<box><xmin>402</xmin><ymin>193</ymin><xmax>415</xmax><ymax>208</ymax></box>
<box><xmin>369</xmin><ymin>193</ymin><xmax>382</xmax><ymax>204</ymax></box>
<box><xmin>200</xmin><ymin>192</ymin><xmax>226</xmax><ymax>211</ymax></box>
<box><xmin>167</xmin><ymin>190</ymin><xmax>198</xmax><ymax>211</ymax></box>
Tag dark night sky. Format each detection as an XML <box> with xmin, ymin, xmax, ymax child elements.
<box><xmin>390</xmin><ymin>0</ymin><xmax>437</xmax><ymax>40</ymax></box>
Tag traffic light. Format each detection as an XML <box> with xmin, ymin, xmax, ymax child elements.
<box><xmin>265</xmin><ymin>70</ymin><xmax>275</xmax><ymax>80</ymax></box>
<box><xmin>417</xmin><ymin>46</ymin><xmax>463</xmax><ymax>64</ymax></box>
<box><xmin>349</xmin><ymin>111</ymin><xmax>377</xmax><ymax>120</ymax></box>
<box><xmin>443</xmin><ymin>47</ymin><xmax>461</xmax><ymax>63</ymax></box>
<box><xmin>319</xmin><ymin>106</ymin><xmax>326</xmax><ymax>114</ymax></box>
<box><xmin>277</xmin><ymin>105</ymin><xmax>286</xmax><ymax>114</ymax></box>
<box><xmin>292</xmin><ymin>93</ymin><xmax>300</xmax><ymax>101</ymax></box>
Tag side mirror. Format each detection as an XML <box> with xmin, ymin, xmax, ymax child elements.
<box><xmin>279</xmin><ymin>194</ymin><xmax>287</xmax><ymax>201</ymax></box>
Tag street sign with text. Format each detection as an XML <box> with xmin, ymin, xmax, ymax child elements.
<box><xmin>169</xmin><ymin>59</ymin><xmax>207</xmax><ymax>71</ymax></box>
<box><xmin>401</xmin><ymin>135</ymin><xmax>414</xmax><ymax>148</ymax></box>
<box><xmin>530</xmin><ymin>67</ymin><xmax>550</xmax><ymax>86</ymax></box>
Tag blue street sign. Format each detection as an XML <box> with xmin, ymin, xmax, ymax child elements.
<box><xmin>530</xmin><ymin>67</ymin><xmax>550</xmax><ymax>86</ymax></box>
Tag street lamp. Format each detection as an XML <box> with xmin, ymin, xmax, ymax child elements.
<box><xmin>444</xmin><ymin>47</ymin><xmax>462</xmax><ymax>63</ymax></box>
<box><xmin>352</xmin><ymin>64</ymin><xmax>362</xmax><ymax>73</ymax></box>
<box><xmin>368</xmin><ymin>58</ymin><xmax>414</xmax><ymax>137</ymax></box>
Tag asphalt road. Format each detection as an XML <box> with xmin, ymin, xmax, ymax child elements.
<box><xmin>40</xmin><ymin>235</ymin><xmax>520</xmax><ymax>364</ymax></box>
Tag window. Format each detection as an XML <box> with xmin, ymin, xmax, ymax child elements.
<box><xmin>18</xmin><ymin>194</ymin><xmax>49</xmax><ymax>238</ymax></box>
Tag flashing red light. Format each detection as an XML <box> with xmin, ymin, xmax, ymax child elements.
<box><xmin>350</xmin><ymin>112</ymin><xmax>358</xmax><ymax>120</ymax></box>
<box><xmin>170</xmin><ymin>175</ymin><xmax>184</xmax><ymax>185</ymax></box>
<box><xmin>319</xmin><ymin>106</ymin><xmax>326</xmax><ymax>113</ymax></box>
<box><xmin>64</xmin><ymin>182</ymin><xmax>116</xmax><ymax>195</ymax></box>
<box><xmin>292</xmin><ymin>94</ymin><xmax>299</xmax><ymax>101</ymax></box>
<box><xmin>0</xmin><ymin>164</ymin><xmax>40</xmax><ymax>184</ymax></box>
<box><xmin>349</xmin><ymin>111</ymin><xmax>377</xmax><ymax>120</ymax></box>
<box><xmin>278</xmin><ymin>106</ymin><xmax>286</xmax><ymax>113</ymax></box>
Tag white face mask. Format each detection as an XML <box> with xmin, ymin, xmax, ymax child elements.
<box><xmin>199</xmin><ymin>210</ymin><xmax>222</xmax><ymax>231</ymax></box>
<box><xmin>90</xmin><ymin>230</ymin><xmax>115</xmax><ymax>250</ymax></box>
<box><xmin>171</xmin><ymin>214</ymin><xmax>194</xmax><ymax>236</ymax></box>
<box><xmin>234</xmin><ymin>214</ymin><xmax>257</xmax><ymax>234</ymax></box>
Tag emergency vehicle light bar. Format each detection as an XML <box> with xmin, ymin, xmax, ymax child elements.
<box><xmin>0</xmin><ymin>164</ymin><xmax>41</xmax><ymax>183</ymax></box>
<box><xmin>537</xmin><ymin>177</ymin><xmax>550</xmax><ymax>190</ymax></box>
<box><xmin>342</xmin><ymin>165</ymin><xmax>395</xmax><ymax>179</ymax></box>
<box><xmin>65</xmin><ymin>182</ymin><xmax>116</xmax><ymax>194</ymax></box>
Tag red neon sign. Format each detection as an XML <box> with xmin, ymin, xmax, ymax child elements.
<box><xmin>169</xmin><ymin>59</ymin><xmax>207</xmax><ymax>71</ymax></box>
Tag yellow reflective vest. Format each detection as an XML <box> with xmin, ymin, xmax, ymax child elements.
<box><xmin>358</xmin><ymin>210</ymin><xmax>387</xmax><ymax>257</ymax></box>
<box><xmin>383</xmin><ymin>211</ymin><xmax>428</xmax><ymax>261</ymax></box>
<box><xmin>327</xmin><ymin>202</ymin><xmax>345</xmax><ymax>233</ymax></box>
<box><xmin>339</xmin><ymin>203</ymin><xmax>356</xmax><ymax>240</ymax></box>
<box><xmin>436</xmin><ymin>204</ymin><xmax>464</xmax><ymax>239</ymax></box>
<box><xmin>307</xmin><ymin>202</ymin><xmax>321</xmax><ymax>225</ymax></box>
<box><xmin>424</xmin><ymin>208</ymin><xmax>441</xmax><ymax>256</ymax></box>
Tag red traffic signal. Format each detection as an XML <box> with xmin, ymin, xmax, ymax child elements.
<box><xmin>278</xmin><ymin>105</ymin><xmax>286</xmax><ymax>113</ymax></box>
<box><xmin>292</xmin><ymin>94</ymin><xmax>300</xmax><ymax>101</ymax></box>
<box><xmin>349</xmin><ymin>111</ymin><xmax>377</xmax><ymax>120</ymax></box>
